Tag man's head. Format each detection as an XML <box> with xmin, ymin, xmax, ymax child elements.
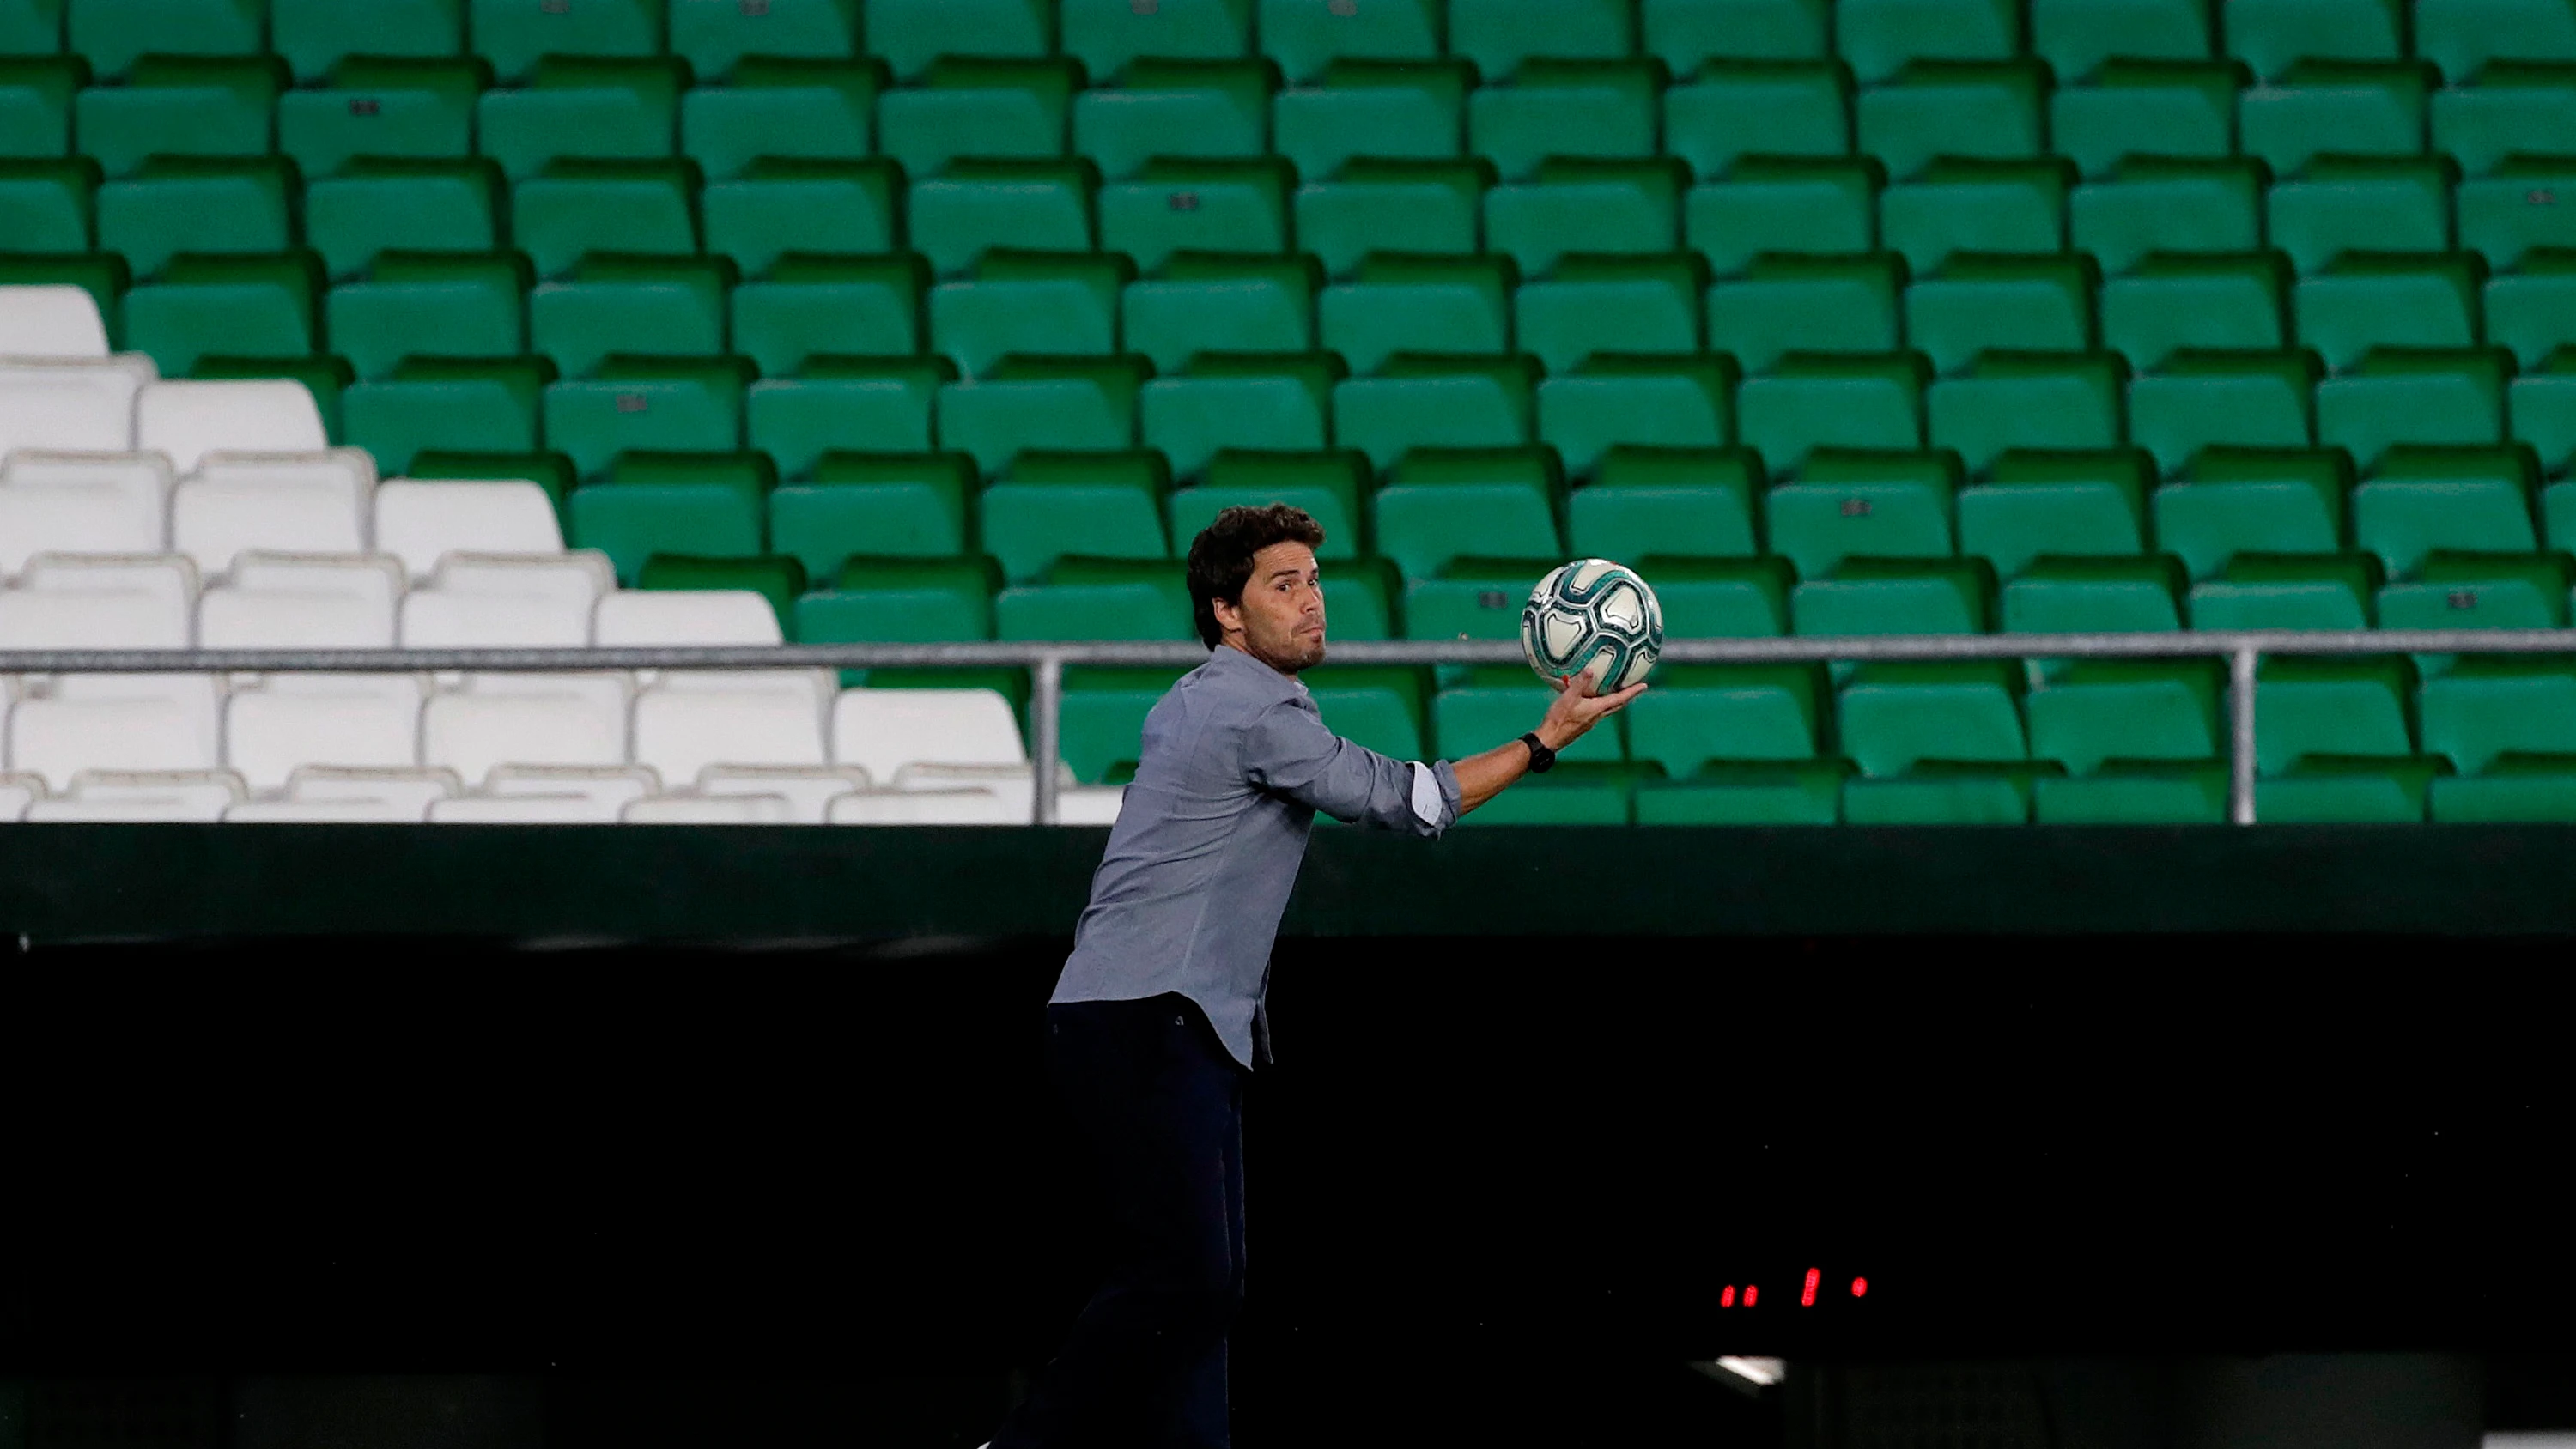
<box><xmin>1188</xmin><ymin>504</ymin><xmax>1328</xmax><ymax>674</ymax></box>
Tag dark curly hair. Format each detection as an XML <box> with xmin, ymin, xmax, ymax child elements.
<box><xmin>1186</xmin><ymin>504</ymin><xmax>1327</xmax><ymax>648</ymax></box>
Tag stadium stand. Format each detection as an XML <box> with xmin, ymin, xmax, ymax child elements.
<box><xmin>5</xmin><ymin>0</ymin><xmax>2576</xmax><ymax>825</ymax></box>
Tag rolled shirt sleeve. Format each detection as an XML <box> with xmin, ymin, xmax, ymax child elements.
<box><xmin>1242</xmin><ymin>696</ymin><xmax>1459</xmax><ymax>835</ymax></box>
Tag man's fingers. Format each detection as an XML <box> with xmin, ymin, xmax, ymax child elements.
<box><xmin>1585</xmin><ymin>682</ymin><xmax>1648</xmax><ymax>715</ymax></box>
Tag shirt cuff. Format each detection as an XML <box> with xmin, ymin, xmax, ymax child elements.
<box><xmin>1409</xmin><ymin>761</ymin><xmax>1461</xmax><ymax>834</ymax></box>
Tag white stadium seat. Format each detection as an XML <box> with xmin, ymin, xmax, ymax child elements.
<box><xmin>830</xmin><ymin>688</ymin><xmax>1027</xmax><ymax>779</ymax></box>
<box><xmin>429</xmin><ymin>793</ymin><xmax>623</xmax><ymax>823</ymax></box>
<box><xmin>593</xmin><ymin>589</ymin><xmax>782</xmax><ymax>646</ymax></box>
<box><xmin>696</xmin><ymin>764</ymin><xmax>873</xmax><ymax>823</ymax></box>
<box><xmin>0</xmin><ymin>771</ymin><xmax>43</xmax><ymax>821</ymax></box>
<box><xmin>631</xmin><ymin>675</ymin><xmax>831</xmax><ymax>782</ymax></box>
<box><xmin>827</xmin><ymin>788</ymin><xmax>1019</xmax><ymax>825</ymax></box>
<box><xmin>197</xmin><ymin>552</ymin><xmax>404</xmax><ymax>649</ymax></box>
<box><xmin>170</xmin><ymin>450</ymin><xmax>376</xmax><ymax>574</ymax></box>
<box><xmin>486</xmin><ymin>763</ymin><xmax>659</xmax><ymax>809</ymax></box>
<box><xmin>0</xmin><ymin>356</ymin><xmax>153</xmax><ymax>455</ymax></box>
<box><xmin>287</xmin><ymin>765</ymin><xmax>461</xmax><ymax>814</ymax></box>
<box><xmin>1058</xmin><ymin>785</ymin><xmax>1127</xmax><ymax>826</ymax></box>
<box><xmin>226</xmin><ymin>796</ymin><xmax>434</xmax><ymax>822</ymax></box>
<box><xmin>893</xmin><ymin>761</ymin><xmax>1075</xmax><ymax>822</ymax></box>
<box><xmin>398</xmin><ymin>551</ymin><xmax>611</xmax><ymax>648</ymax></box>
<box><xmin>0</xmin><ymin>551</ymin><xmax>197</xmax><ymax>647</ymax></box>
<box><xmin>0</xmin><ymin>285</ymin><xmax>112</xmax><ymax>357</ymax></box>
<box><xmin>622</xmin><ymin>792</ymin><xmax>796</xmax><ymax>823</ymax></box>
<box><xmin>26</xmin><ymin>793</ymin><xmax>227</xmax><ymax>822</ymax></box>
<box><xmin>65</xmin><ymin>767</ymin><xmax>246</xmax><ymax>817</ymax></box>
<box><xmin>0</xmin><ymin>452</ymin><xmax>174</xmax><ymax>569</ymax></box>
<box><xmin>373</xmin><ymin>480</ymin><xmax>563</xmax><ymax>579</ymax></box>
<box><xmin>224</xmin><ymin>674</ymin><xmax>425</xmax><ymax>791</ymax></box>
<box><xmin>9</xmin><ymin>674</ymin><xmax>223</xmax><ymax>788</ymax></box>
<box><xmin>422</xmin><ymin>673</ymin><xmax>631</xmax><ymax>783</ymax></box>
<box><xmin>136</xmin><ymin>380</ymin><xmax>327</xmax><ymax>474</ymax></box>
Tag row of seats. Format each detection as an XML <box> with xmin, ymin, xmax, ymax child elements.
<box><xmin>6</xmin><ymin>0</ymin><xmax>2564</xmax><ymax>92</ymax></box>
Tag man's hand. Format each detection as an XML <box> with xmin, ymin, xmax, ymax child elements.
<box><xmin>1534</xmin><ymin>665</ymin><xmax>1649</xmax><ymax>751</ymax></box>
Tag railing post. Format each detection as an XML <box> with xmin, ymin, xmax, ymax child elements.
<box><xmin>2229</xmin><ymin>646</ymin><xmax>2259</xmax><ymax>826</ymax></box>
<box><xmin>1032</xmin><ymin>651</ymin><xmax>1066</xmax><ymax>826</ymax></box>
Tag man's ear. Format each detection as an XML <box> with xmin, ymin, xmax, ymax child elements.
<box><xmin>1210</xmin><ymin>594</ymin><xmax>1242</xmax><ymax>637</ymax></box>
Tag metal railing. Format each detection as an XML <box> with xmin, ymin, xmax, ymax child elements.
<box><xmin>4</xmin><ymin>627</ymin><xmax>2573</xmax><ymax>823</ymax></box>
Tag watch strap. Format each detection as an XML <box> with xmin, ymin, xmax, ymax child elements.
<box><xmin>1520</xmin><ymin>731</ymin><xmax>1558</xmax><ymax>773</ymax></box>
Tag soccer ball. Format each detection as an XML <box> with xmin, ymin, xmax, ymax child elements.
<box><xmin>1520</xmin><ymin>559</ymin><xmax>1662</xmax><ymax>691</ymax></box>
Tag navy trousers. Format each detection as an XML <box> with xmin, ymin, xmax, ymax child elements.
<box><xmin>996</xmin><ymin>993</ymin><xmax>1249</xmax><ymax>1449</ymax></box>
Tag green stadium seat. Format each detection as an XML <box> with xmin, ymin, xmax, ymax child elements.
<box><xmin>1846</xmin><ymin>760</ymin><xmax>2062</xmax><ymax>822</ymax></box>
<box><xmin>2428</xmin><ymin>752</ymin><xmax>2576</xmax><ymax>822</ymax></box>
<box><xmin>513</xmin><ymin>159</ymin><xmax>702</xmax><ymax>278</ymax></box>
<box><xmin>67</xmin><ymin>0</ymin><xmax>260</xmax><ymax>81</ymax></box>
<box><xmin>1073</xmin><ymin>58</ymin><xmax>1274</xmax><ymax>181</ymax></box>
<box><xmin>409</xmin><ymin>449</ymin><xmax>578</xmax><ymax>516</ymax></box>
<box><xmin>2032</xmin><ymin>0</ymin><xmax>2213</xmax><ymax>81</ymax></box>
<box><xmin>1927</xmin><ymin>351</ymin><xmax>2125</xmax><ymax>475</ymax></box>
<box><xmin>1257</xmin><ymin>0</ymin><xmax>1437</xmax><ymax>84</ymax></box>
<box><xmin>1293</xmin><ymin>157</ymin><xmax>1490</xmax><ymax>278</ymax></box>
<box><xmin>2099</xmin><ymin>251</ymin><xmax>2289</xmax><ymax>371</ymax></box>
<box><xmin>672</xmin><ymin>0</ymin><xmax>858</xmax><ymax>78</ymax></box>
<box><xmin>1704</xmin><ymin>251</ymin><xmax>1904</xmax><ymax>373</ymax></box>
<box><xmin>1636</xmin><ymin>760</ymin><xmax>1850</xmax><ymax>825</ymax></box>
<box><xmin>1957</xmin><ymin>447</ymin><xmax>2151</xmax><ymax>576</ymax></box>
<box><xmin>1644</xmin><ymin>0</ymin><xmax>1829</xmax><ymax>71</ymax></box>
<box><xmin>2420</xmin><ymin>0</ymin><xmax>2576</xmax><ymax>82</ymax></box>
<box><xmin>2032</xmin><ymin>759</ymin><xmax>2227</xmax><ymax>823</ymax></box>
<box><xmin>1319</xmin><ymin>554</ymin><xmax>1399</xmax><ymax>636</ymax></box>
<box><xmin>2378</xmin><ymin>549</ymin><xmax>2573</xmax><ymax>630</ymax></box>
<box><xmin>1662</xmin><ymin>60</ymin><xmax>1850</xmax><ymax>181</ymax></box>
<box><xmin>1856</xmin><ymin>59</ymin><xmax>2046</xmax><ymax>182</ymax></box>
<box><xmin>748</xmin><ymin>355</ymin><xmax>953</xmax><ymax>478</ymax></box>
<box><xmin>1303</xmin><ymin>665</ymin><xmax>1429</xmax><ymax>758</ymax></box>
<box><xmin>1736</xmin><ymin>351</ymin><xmax>1930</xmax><ymax>475</ymax></box>
<box><xmin>1123</xmin><ymin>252</ymin><xmax>1318</xmax><ymax>373</ymax></box>
<box><xmin>2516</xmin><ymin>346</ymin><xmax>2576</xmax><ymax>471</ymax></box>
<box><xmin>305</xmin><ymin>158</ymin><xmax>502</xmax><ymax>281</ymax></box>
<box><xmin>1061</xmin><ymin>0</ymin><xmax>1249</xmax><ymax>76</ymax></box>
<box><xmin>703</xmin><ymin>158</ymin><xmax>900</xmax><ymax>276</ymax></box>
<box><xmin>2185</xmin><ymin>550</ymin><xmax>2379</xmax><ymax>628</ymax></box>
<box><xmin>277</xmin><ymin>57</ymin><xmax>486</xmax><ymax>182</ymax></box>
<box><xmin>2067</xmin><ymin>156</ymin><xmax>2265</xmax><ymax>275</ymax></box>
<box><xmin>2421</xmin><ymin>657</ymin><xmax>2576</xmax><ymax>773</ymax></box>
<box><xmin>0</xmin><ymin>57</ymin><xmax>83</xmax><ymax>158</ymax></box>
<box><xmin>1515</xmin><ymin>253</ymin><xmax>1706</xmax><ymax>375</ymax></box>
<box><xmin>1370</xmin><ymin>446</ymin><xmax>1561</xmax><ymax>579</ymax></box>
<box><xmin>325</xmin><ymin>251</ymin><xmax>528</xmax><ymax>380</ymax></box>
<box><xmin>124</xmin><ymin>251</ymin><xmax>319</xmax><ymax>374</ymax></box>
<box><xmin>1467</xmin><ymin>59</ymin><xmax>1662</xmax><ymax>182</ymax></box>
<box><xmin>1141</xmin><ymin>351</ymin><xmax>1340</xmax><ymax>478</ymax></box>
<box><xmin>1485</xmin><ymin>158</ymin><xmax>1685</xmax><ymax>276</ymax></box>
<box><xmin>2257</xmin><ymin>755</ymin><xmax>2444</xmax><ymax>822</ymax></box>
<box><xmin>1272</xmin><ymin>58</ymin><xmax>1467</xmax><ymax>182</ymax></box>
<box><xmin>1060</xmin><ymin>664</ymin><xmax>1187</xmax><ymax>780</ymax></box>
<box><xmin>679</xmin><ymin>58</ymin><xmax>879</xmax><ymax>180</ymax></box>
<box><xmin>2458</xmin><ymin>158</ymin><xmax>2576</xmax><ymax>271</ymax></box>
<box><xmin>2352</xmin><ymin>444</ymin><xmax>2542</xmax><ymax>575</ymax></box>
<box><xmin>2128</xmin><ymin>348</ymin><xmax>2322</xmax><ymax>476</ymax></box>
<box><xmin>544</xmin><ymin>355</ymin><xmax>753</xmax><ymax>477</ymax></box>
<box><xmin>2485</xmin><ymin>251</ymin><xmax>2576</xmax><ymax>371</ymax></box>
<box><xmin>936</xmin><ymin>353</ymin><xmax>1149</xmax><ymax>474</ymax></box>
<box><xmin>1765</xmin><ymin>446</ymin><xmax>1955</xmax><ymax>575</ymax></box>
<box><xmin>2432</xmin><ymin>64</ymin><xmax>2576</xmax><ymax>177</ymax></box>
<box><xmin>866</xmin><ymin>0</ymin><xmax>1051</xmax><ymax>81</ymax></box>
<box><xmin>2050</xmin><ymin>60</ymin><xmax>2240</xmax><ymax>180</ymax></box>
<box><xmin>1434</xmin><ymin>668</ymin><xmax>1623</xmax><ymax>765</ymax></box>
<box><xmin>1167</xmin><ymin>449</ymin><xmax>1367</xmax><ymax>559</ymax></box>
<box><xmin>2223</xmin><ymin>0</ymin><xmax>2399</xmax><ymax>80</ymax></box>
<box><xmin>1098</xmin><ymin>157</ymin><xmax>1291</xmax><ymax>271</ymax></box>
<box><xmin>1316</xmin><ymin>252</ymin><xmax>1512</xmax><ymax>375</ymax></box>
<box><xmin>796</xmin><ymin>555</ymin><xmax>999</xmax><ymax>645</ymax></box>
<box><xmin>1684</xmin><ymin>156</ymin><xmax>1881</xmax><ymax>276</ymax></box>
<box><xmin>2027</xmin><ymin>659</ymin><xmax>2218</xmax><ymax>776</ymax></box>
<box><xmin>530</xmin><ymin>253</ymin><xmax>731</xmax><ymax>378</ymax></box>
<box><xmin>343</xmin><ymin>355</ymin><xmax>553</xmax><ymax>476</ymax></box>
<box><xmin>2317</xmin><ymin>347</ymin><xmax>2510</xmax><ymax>467</ymax></box>
<box><xmin>1635</xmin><ymin>553</ymin><xmax>1794</xmax><ymax>634</ymax></box>
<box><xmin>1879</xmin><ymin>157</ymin><xmax>2072</xmax><ymax>275</ymax></box>
<box><xmin>2254</xmin><ymin>654</ymin><xmax>2415</xmax><ymax>772</ymax></box>
<box><xmin>569</xmin><ymin>449</ymin><xmax>774</xmax><ymax>582</ymax></box>
<box><xmin>471</xmin><ymin>0</ymin><xmax>661</xmax><ymax>83</ymax></box>
<box><xmin>95</xmin><ymin>155</ymin><xmax>290</xmax><ymax>277</ymax></box>
<box><xmin>477</xmin><ymin>56</ymin><xmax>686</xmax><ymax>183</ymax></box>
<box><xmin>270</xmin><ymin>0</ymin><xmax>461</xmax><ymax>80</ymax></box>
<box><xmin>1904</xmin><ymin>252</ymin><xmax>2096</xmax><ymax>374</ymax></box>
<box><xmin>2240</xmin><ymin>61</ymin><xmax>2430</xmax><ymax>179</ymax></box>
<box><xmin>636</xmin><ymin>550</ymin><xmax>807</xmax><ymax>633</ymax></box>
<box><xmin>2152</xmin><ymin>446</ymin><xmax>2351</xmax><ymax>577</ymax></box>
<box><xmin>2267</xmin><ymin>155</ymin><xmax>2457</xmax><ymax>276</ymax></box>
<box><xmin>1836</xmin><ymin>0</ymin><xmax>2020</xmax><ymax>84</ymax></box>
<box><xmin>1402</xmin><ymin>554</ymin><xmax>1557</xmax><ymax>640</ymax></box>
<box><xmin>1333</xmin><ymin>353</ymin><xmax>1540</xmax><ymax>472</ymax></box>
<box><xmin>1536</xmin><ymin>354</ymin><xmax>1736</xmax><ymax>476</ymax></box>
<box><xmin>980</xmin><ymin>448</ymin><xmax>1170</xmax><ymax>583</ymax></box>
<box><xmin>0</xmin><ymin>0</ymin><xmax>55</xmax><ymax>54</ymax></box>
<box><xmin>1794</xmin><ymin>555</ymin><xmax>1991</xmax><ymax>636</ymax></box>
<box><xmin>1454</xmin><ymin>764</ymin><xmax>1648</xmax><ymax>826</ymax></box>
<box><xmin>996</xmin><ymin>555</ymin><xmax>1196</xmax><ymax>641</ymax></box>
<box><xmin>877</xmin><ymin>56</ymin><xmax>1076</xmax><ymax>179</ymax></box>
<box><xmin>929</xmin><ymin>248</ymin><xmax>1132</xmax><ymax>378</ymax></box>
<box><xmin>1450</xmin><ymin>0</ymin><xmax>1632</xmax><ymax>79</ymax></box>
<box><xmin>732</xmin><ymin>253</ymin><xmax>925</xmax><ymax>375</ymax></box>
<box><xmin>0</xmin><ymin>158</ymin><xmax>94</xmax><ymax>253</ymax></box>
<box><xmin>1625</xmin><ymin>664</ymin><xmax>1826</xmax><ymax>775</ymax></box>
<box><xmin>2000</xmin><ymin>552</ymin><xmax>2182</xmax><ymax>630</ymax></box>
<box><xmin>771</xmin><ymin>452</ymin><xmax>976</xmax><ymax>569</ymax></box>
<box><xmin>1837</xmin><ymin>660</ymin><xmax>2025</xmax><ymax>776</ymax></box>
<box><xmin>909</xmin><ymin>158</ymin><xmax>1097</xmax><ymax>277</ymax></box>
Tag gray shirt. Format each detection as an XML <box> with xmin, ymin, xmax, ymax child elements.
<box><xmin>1053</xmin><ymin>644</ymin><xmax>1463</xmax><ymax>1069</ymax></box>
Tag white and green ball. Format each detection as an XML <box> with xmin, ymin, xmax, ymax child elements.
<box><xmin>1520</xmin><ymin>559</ymin><xmax>1662</xmax><ymax>691</ymax></box>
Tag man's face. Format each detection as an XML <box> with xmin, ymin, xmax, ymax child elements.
<box><xmin>1218</xmin><ymin>541</ymin><xmax>1327</xmax><ymax>675</ymax></box>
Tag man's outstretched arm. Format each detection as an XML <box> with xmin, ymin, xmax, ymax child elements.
<box><xmin>1450</xmin><ymin>673</ymin><xmax>1647</xmax><ymax>816</ymax></box>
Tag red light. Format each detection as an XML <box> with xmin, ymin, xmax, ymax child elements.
<box><xmin>1851</xmin><ymin>1276</ymin><xmax>1868</xmax><ymax>1299</ymax></box>
<box><xmin>1801</xmin><ymin>1268</ymin><xmax>1820</xmax><ymax>1307</ymax></box>
<box><xmin>1721</xmin><ymin>1286</ymin><xmax>1736</xmax><ymax>1307</ymax></box>
<box><xmin>1744</xmin><ymin>1284</ymin><xmax>1759</xmax><ymax>1307</ymax></box>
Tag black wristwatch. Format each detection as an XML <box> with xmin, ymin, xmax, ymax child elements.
<box><xmin>1520</xmin><ymin>732</ymin><xmax>1558</xmax><ymax>773</ymax></box>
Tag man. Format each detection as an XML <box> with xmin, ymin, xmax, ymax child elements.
<box><xmin>987</xmin><ymin>504</ymin><xmax>1643</xmax><ymax>1449</ymax></box>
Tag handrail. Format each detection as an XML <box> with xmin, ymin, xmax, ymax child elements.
<box><xmin>8</xmin><ymin>628</ymin><xmax>2574</xmax><ymax>824</ymax></box>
